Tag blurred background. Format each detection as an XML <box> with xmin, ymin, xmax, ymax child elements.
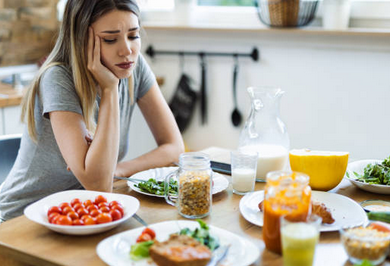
<box><xmin>0</xmin><ymin>0</ymin><xmax>389</xmax><ymax>161</ymax></box>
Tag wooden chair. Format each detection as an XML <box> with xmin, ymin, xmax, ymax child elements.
<box><xmin>0</xmin><ymin>134</ymin><xmax>22</xmax><ymax>185</ymax></box>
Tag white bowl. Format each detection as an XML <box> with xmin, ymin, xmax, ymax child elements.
<box><xmin>24</xmin><ymin>190</ymin><xmax>139</xmax><ymax>235</ymax></box>
<box><xmin>346</xmin><ymin>160</ymin><xmax>390</xmax><ymax>195</ymax></box>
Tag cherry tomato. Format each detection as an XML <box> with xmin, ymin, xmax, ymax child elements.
<box><xmin>62</xmin><ymin>206</ymin><xmax>74</xmax><ymax>215</ymax></box>
<box><xmin>84</xmin><ymin>199</ymin><xmax>94</xmax><ymax>207</ymax></box>
<box><xmin>96</xmin><ymin>213</ymin><xmax>113</xmax><ymax>224</ymax></box>
<box><xmin>56</xmin><ymin>215</ymin><xmax>73</xmax><ymax>226</ymax></box>
<box><xmin>77</xmin><ymin>208</ymin><xmax>89</xmax><ymax>217</ymax></box>
<box><xmin>67</xmin><ymin>211</ymin><xmax>79</xmax><ymax>220</ymax></box>
<box><xmin>100</xmin><ymin>206</ymin><xmax>110</xmax><ymax>213</ymax></box>
<box><xmin>94</xmin><ymin>195</ymin><xmax>107</xmax><ymax>205</ymax></box>
<box><xmin>111</xmin><ymin>205</ymin><xmax>124</xmax><ymax>216</ymax></box>
<box><xmin>72</xmin><ymin>219</ymin><xmax>84</xmax><ymax>226</ymax></box>
<box><xmin>83</xmin><ymin>217</ymin><xmax>96</xmax><ymax>225</ymax></box>
<box><xmin>73</xmin><ymin>203</ymin><xmax>84</xmax><ymax>212</ymax></box>
<box><xmin>87</xmin><ymin>204</ymin><xmax>98</xmax><ymax>212</ymax></box>
<box><xmin>47</xmin><ymin>206</ymin><xmax>62</xmax><ymax>216</ymax></box>
<box><xmin>51</xmin><ymin>215</ymin><xmax>61</xmax><ymax>224</ymax></box>
<box><xmin>70</xmin><ymin>198</ymin><xmax>81</xmax><ymax>207</ymax></box>
<box><xmin>109</xmin><ymin>209</ymin><xmax>122</xmax><ymax>221</ymax></box>
<box><xmin>142</xmin><ymin>228</ymin><xmax>156</xmax><ymax>239</ymax></box>
<box><xmin>98</xmin><ymin>202</ymin><xmax>109</xmax><ymax>208</ymax></box>
<box><xmin>48</xmin><ymin>212</ymin><xmax>60</xmax><ymax>223</ymax></box>
<box><xmin>59</xmin><ymin>202</ymin><xmax>71</xmax><ymax>209</ymax></box>
<box><xmin>109</xmin><ymin>201</ymin><xmax>122</xmax><ymax>208</ymax></box>
<box><xmin>136</xmin><ymin>233</ymin><xmax>152</xmax><ymax>243</ymax></box>
<box><xmin>368</xmin><ymin>221</ymin><xmax>390</xmax><ymax>233</ymax></box>
<box><xmin>90</xmin><ymin>209</ymin><xmax>102</xmax><ymax>218</ymax></box>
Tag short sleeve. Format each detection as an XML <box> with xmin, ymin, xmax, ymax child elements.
<box><xmin>39</xmin><ymin>65</ymin><xmax>82</xmax><ymax>119</ymax></box>
<box><xmin>135</xmin><ymin>53</ymin><xmax>156</xmax><ymax>100</ymax></box>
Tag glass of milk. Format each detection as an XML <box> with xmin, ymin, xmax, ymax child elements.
<box><xmin>281</xmin><ymin>214</ymin><xmax>322</xmax><ymax>266</ymax></box>
<box><xmin>230</xmin><ymin>150</ymin><xmax>258</xmax><ymax>195</ymax></box>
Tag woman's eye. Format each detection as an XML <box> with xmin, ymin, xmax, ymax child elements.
<box><xmin>128</xmin><ymin>36</ymin><xmax>140</xmax><ymax>40</ymax></box>
<box><xmin>103</xmin><ymin>39</ymin><xmax>116</xmax><ymax>43</ymax></box>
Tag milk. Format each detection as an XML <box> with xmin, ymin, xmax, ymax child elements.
<box><xmin>232</xmin><ymin>168</ymin><xmax>256</xmax><ymax>193</ymax></box>
<box><xmin>241</xmin><ymin>145</ymin><xmax>288</xmax><ymax>180</ymax></box>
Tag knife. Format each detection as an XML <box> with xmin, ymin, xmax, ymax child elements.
<box><xmin>207</xmin><ymin>245</ymin><xmax>230</xmax><ymax>266</ymax></box>
<box><xmin>113</xmin><ymin>176</ymin><xmax>145</xmax><ymax>183</ymax></box>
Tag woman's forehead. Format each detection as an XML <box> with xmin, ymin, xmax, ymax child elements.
<box><xmin>92</xmin><ymin>10</ymin><xmax>139</xmax><ymax>33</ymax></box>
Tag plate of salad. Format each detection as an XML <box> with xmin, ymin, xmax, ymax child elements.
<box><xmin>345</xmin><ymin>156</ymin><xmax>390</xmax><ymax>195</ymax></box>
<box><xmin>96</xmin><ymin>220</ymin><xmax>259</xmax><ymax>266</ymax></box>
<box><xmin>127</xmin><ymin>167</ymin><xmax>229</xmax><ymax>198</ymax></box>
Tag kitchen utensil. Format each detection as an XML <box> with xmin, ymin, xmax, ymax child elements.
<box><xmin>231</xmin><ymin>55</ymin><xmax>242</xmax><ymax>127</ymax></box>
<box><xmin>207</xmin><ymin>244</ymin><xmax>230</xmax><ymax>266</ymax></box>
<box><xmin>200</xmin><ymin>54</ymin><xmax>207</xmax><ymax>125</ymax></box>
<box><xmin>113</xmin><ymin>176</ymin><xmax>145</xmax><ymax>183</ymax></box>
<box><xmin>132</xmin><ymin>213</ymin><xmax>149</xmax><ymax>227</ymax></box>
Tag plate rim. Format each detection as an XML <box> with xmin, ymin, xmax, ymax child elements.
<box><xmin>239</xmin><ymin>190</ymin><xmax>368</xmax><ymax>232</ymax></box>
<box><xmin>96</xmin><ymin>220</ymin><xmax>260</xmax><ymax>266</ymax></box>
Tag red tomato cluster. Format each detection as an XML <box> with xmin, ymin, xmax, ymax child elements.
<box><xmin>136</xmin><ymin>227</ymin><xmax>156</xmax><ymax>243</ymax></box>
<box><xmin>47</xmin><ymin>195</ymin><xmax>124</xmax><ymax>226</ymax></box>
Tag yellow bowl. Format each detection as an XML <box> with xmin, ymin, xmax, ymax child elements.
<box><xmin>289</xmin><ymin>149</ymin><xmax>349</xmax><ymax>191</ymax></box>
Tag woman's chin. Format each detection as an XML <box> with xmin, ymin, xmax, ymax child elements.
<box><xmin>114</xmin><ymin>69</ymin><xmax>132</xmax><ymax>79</ymax></box>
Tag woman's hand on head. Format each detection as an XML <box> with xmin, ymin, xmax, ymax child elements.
<box><xmin>88</xmin><ymin>27</ymin><xmax>119</xmax><ymax>90</ymax></box>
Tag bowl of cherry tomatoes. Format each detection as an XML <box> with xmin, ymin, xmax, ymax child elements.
<box><xmin>24</xmin><ymin>190</ymin><xmax>139</xmax><ymax>235</ymax></box>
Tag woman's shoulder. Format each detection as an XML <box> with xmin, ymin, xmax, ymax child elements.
<box><xmin>41</xmin><ymin>64</ymin><xmax>72</xmax><ymax>81</ymax></box>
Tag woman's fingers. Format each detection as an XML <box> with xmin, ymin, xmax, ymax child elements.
<box><xmin>93</xmin><ymin>35</ymin><xmax>100</xmax><ymax>66</ymax></box>
<box><xmin>87</xmin><ymin>27</ymin><xmax>94</xmax><ymax>70</ymax></box>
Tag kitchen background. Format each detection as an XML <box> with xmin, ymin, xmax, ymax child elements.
<box><xmin>0</xmin><ymin>0</ymin><xmax>389</xmax><ymax>161</ymax></box>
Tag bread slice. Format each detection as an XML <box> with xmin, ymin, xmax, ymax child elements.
<box><xmin>149</xmin><ymin>234</ymin><xmax>211</xmax><ymax>266</ymax></box>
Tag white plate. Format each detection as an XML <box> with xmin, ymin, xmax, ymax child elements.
<box><xmin>127</xmin><ymin>167</ymin><xmax>229</xmax><ymax>197</ymax></box>
<box><xmin>96</xmin><ymin>220</ymin><xmax>259</xmax><ymax>266</ymax></box>
<box><xmin>239</xmin><ymin>190</ymin><xmax>368</xmax><ymax>232</ymax></box>
<box><xmin>24</xmin><ymin>190</ymin><xmax>139</xmax><ymax>235</ymax></box>
<box><xmin>345</xmin><ymin>159</ymin><xmax>390</xmax><ymax>195</ymax></box>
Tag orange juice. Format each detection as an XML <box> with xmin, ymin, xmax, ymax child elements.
<box><xmin>262</xmin><ymin>171</ymin><xmax>311</xmax><ymax>254</ymax></box>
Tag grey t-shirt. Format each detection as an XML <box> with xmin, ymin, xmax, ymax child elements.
<box><xmin>0</xmin><ymin>54</ymin><xmax>155</xmax><ymax>221</ymax></box>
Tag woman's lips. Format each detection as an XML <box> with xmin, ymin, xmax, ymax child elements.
<box><xmin>116</xmin><ymin>62</ymin><xmax>133</xmax><ymax>69</ymax></box>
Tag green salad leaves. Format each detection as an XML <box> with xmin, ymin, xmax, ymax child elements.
<box><xmin>347</xmin><ymin>156</ymin><xmax>390</xmax><ymax>185</ymax></box>
<box><xmin>135</xmin><ymin>178</ymin><xmax>178</xmax><ymax>196</ymax></box>
<box><xmin>179</xmin><ymin>219</ymin><xmax>220</xmax><ymax>251</ymax></box>
<box><xmin>130</xmin><ymin>240</ymin><xmax>154</xmax><ymax>261</ymax></box>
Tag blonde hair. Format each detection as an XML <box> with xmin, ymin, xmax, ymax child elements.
<box><xmin>21</xmin><ymin>0</ymin><xmax>140</xmax><ymax>141</ymax></box>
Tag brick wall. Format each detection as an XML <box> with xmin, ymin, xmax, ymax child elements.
<box><xmin>0</xmin><ymin>0</ymin><xmax>59</xmax><ymax>66</ymax></box>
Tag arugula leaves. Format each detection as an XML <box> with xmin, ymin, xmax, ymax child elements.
<box><xmin>348</xmin><ymin>156</ymin><xmax>390</xmax><ymax>185</ymax></box>
<box><xmin>135</xmin><ymin>178</ymin><xmax>178</xmax><ymax>196</ymax></box>
<box><xmin>179</xmin><ymin>219</ymin><xmax>220</xmax><ymax>251</ymax></box>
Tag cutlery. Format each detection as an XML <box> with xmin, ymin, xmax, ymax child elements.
<box><xmin>207</xmin><ymin>245</ymin><xmax>230</xmax><ymax>266</ymax></box>
<box><xmin>132</xmin><ymin>213</ymin><xmax>149</xmax><ymax>227</ymax></box>
<box><xmin>113</xmin><ymin>176</ymin><xmax>145</xmax><ymax>183</ymax></box>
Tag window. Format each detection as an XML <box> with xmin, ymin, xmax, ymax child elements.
<box><xmin>198</xmin><ymin>0</ymin><xmax>253</xmax><ymax>6</ymax></box>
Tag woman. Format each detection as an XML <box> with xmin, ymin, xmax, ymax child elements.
<box><xmin>0</xmin><ymin>0</ymin><xmax>184</xmax><ymax>222</ymax></box>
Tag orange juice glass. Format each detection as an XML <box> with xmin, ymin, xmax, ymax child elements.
<box><xmin>262</xmin><ymin>171</ymin><xmax>311</xmax><ymax>254</ymax></box>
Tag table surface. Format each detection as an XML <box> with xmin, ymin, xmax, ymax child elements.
<box><xmin>0</xmin><ymin>147</ymin><xmax>389</xmax><ymax>266</ymax></box>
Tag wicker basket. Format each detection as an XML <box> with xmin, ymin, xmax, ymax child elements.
<box><xmin>255</xmin><ymin>0</ymin><xmax>319</xmax><ymax>28</ymax></box>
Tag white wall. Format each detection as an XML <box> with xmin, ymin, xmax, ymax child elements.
<box><xmin>129</xmin><ymin>28</ymin><xmax>390</xmax><ymax>161</ymax></box>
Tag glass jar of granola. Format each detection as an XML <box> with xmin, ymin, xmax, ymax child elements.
<box><xmin>165</xmin><ymin>152</ymin><xmax>212</xmax><ymax>219</ymax></box>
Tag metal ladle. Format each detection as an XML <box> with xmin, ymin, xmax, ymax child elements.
<box><xmin>231</xmin><ymin>55</ymin><xmax>242</xmax><ymax>127</ymax></box>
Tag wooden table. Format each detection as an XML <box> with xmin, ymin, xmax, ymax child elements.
<box><xmin>0</xmin><ymin>147</ymin><xmax>389</xmax><ymax>266</ymax></box>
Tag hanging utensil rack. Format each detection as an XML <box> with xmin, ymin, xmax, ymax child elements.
<box><xmin>145</xmin><ymin>46</ymin><xmax>260</xmax><ymax>62</ymax></box>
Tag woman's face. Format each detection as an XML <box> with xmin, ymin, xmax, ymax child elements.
<box><xmin>91</xmin><ymin>10</ymin><xmax>140</xmax><ymax>79</ymax></box>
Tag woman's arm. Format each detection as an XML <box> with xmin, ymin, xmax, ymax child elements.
<box><xmin>114</xmin><ymin>83</ymin><xmax>184</xmax><ymax>177</ymax></box>
<box><xmin>50</xmin><ymin>28</ymin><xmax>120</xmax><ymax>191</ymax></box>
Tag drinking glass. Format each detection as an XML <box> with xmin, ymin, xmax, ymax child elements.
<box><xmin>280</xmin><ymin>214</ymin><xmax>322</xmax><ymax>266</ymax></box>
<box><xmin>230</xmin><ymin>150</ymin><xmax>258</xmax><ymax>195</ymax></box>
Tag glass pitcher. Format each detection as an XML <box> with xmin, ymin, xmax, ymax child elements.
<box><xmin>165</xmin><ymin>152</ymin><xmax>212</xmax><ymax>219</ymax></box>
<box><xmin>238</xmin><ymin>86</ymin><xmax>290</xmax><ymax>182</ymax></box>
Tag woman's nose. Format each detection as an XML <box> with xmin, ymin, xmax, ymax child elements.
<box><xmin>119</xmin><ymin>41</ymin><xmax>132</xmax><ymax>57</ymax></box>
